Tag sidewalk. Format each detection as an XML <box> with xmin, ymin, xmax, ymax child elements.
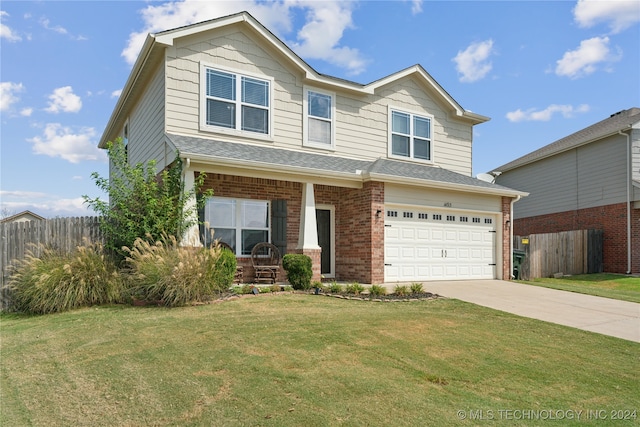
<box><xmin>391</xmin><ymin>280</ymin><xmax>640</xmax><ymax>343</ymax></box>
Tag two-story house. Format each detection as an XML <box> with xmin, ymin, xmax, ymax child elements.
<box><xmin>99</xmin><ymin>12</ymin><xmax>526</xmax><ymax>284</ymax></box>
<box><xmin>491</xmin><ymin>108</ymin><xmax>640</xmax><ymax>274</ymax></box>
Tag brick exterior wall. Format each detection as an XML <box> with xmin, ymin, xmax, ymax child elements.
<box><xmin>199</xmin><ymin>173</ymin><xmax>385</xmax><ymax>284</ymax></box>
<box><xmin>513</xmin><ymin>202</ymin><xmax>638</xmax><ymax>274</ymax></box>
<box><xmin>502</xmin><ymin>197</ymin><xmax>513</xmax><ymax>280</ymax></box>
<box><xmin>200</xmin><ymin>172</ymin><xmax>512</xmax><ymax>283</ymax></box>
<box><xmin>317</xmin><ymin>181</ymin><xmax>385</xmax><ymax>284</ymax></box>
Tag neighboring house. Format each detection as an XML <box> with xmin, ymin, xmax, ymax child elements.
<box><xmin>0</xmin><ymin>210</ymin><xmax>45</xmax><ymax>224</ymax></box>
<box><xmin>99</xmin><ymin>12</ymin><xmax>526</xmax><ymax>284</ymax></box>
<box><xmin>491</xmin><ymin>108</ymin><xmax>640</xmax><ymax>274</ymax></box>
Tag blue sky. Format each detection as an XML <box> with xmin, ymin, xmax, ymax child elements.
<box><xmin>1</xmin><ymin>0</ymin><xmax>639</xmax><ymax>218</ymax></box>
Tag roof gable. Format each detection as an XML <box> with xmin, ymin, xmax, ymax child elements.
<box><xmin>492</xmin><ymin>107</ymin><xmax>640</xmax><ymax>173</ymax></box>
<box><xmin>100</xmin><ymin>11</ymin><xmax>487</xmax><ymax>148</ymax></box>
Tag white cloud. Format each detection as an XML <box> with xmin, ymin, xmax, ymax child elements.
<box><xmin>409</xmin><ymin>0</ymin><xmax>423</xmax><ymax>15</ymax></box>
<box><xmin>555</xmin><ymin>36</ymin><xmax>620</xmax><ymax>79</ymax></box>
<box><xmin>20</xmin><ymin>107</ymin><xmax>33</xmax><ymax>117</ymax></box>
<box><xmin>111</xmin><ymin>89</ymin><xmax>122</xmax><ymax>98</ymax></box>
<box><xmin>574</xmin><ymin>0</ymin><xmax>640</xmax><ymax>34</ymax></box>
<box><xmin>452</xmin><ymin>39</ymin><xmax>495</xmax><ymax>83</ymax></box>
<box><xmin>40</xmin><ymin>17</ymin><xmax>68</xmax><ymax>35</ymax></box>
<box><xmin>0</xmin><ymin>81</ymin><xmax>24</xmax><ymax>111</ymax></box>
<box><xmin>1</xmin><ymin>11</ymin><xmax>22</xmax><ymax>42</ymax></box>
<box><xmin>121</xmin><ymin>0</ymin><xmax>367</xmax><ymax>75</ymax></box>
<box><xmin>28</xmin><ymin>123</ymin><xmax>106</xmax><ymax>163</ymax></box>
<box><xmin>45</xmin><ymin>86</ymin><xmax>82</xmax><ymax>113</ymax></box>
<box><xmin>289</xmin><ymin>2</ymin><xmax>368</xmax><ymax>75</ymax></box>
<box><xmin>506</xmin><ymin>104</ymin><xmax>590</xmax><ymax>122</ymax></box>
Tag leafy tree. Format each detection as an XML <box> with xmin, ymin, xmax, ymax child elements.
<box><xmin>83</xmin><ymin>138</ymin><xmax>212</xmax><ymax>259</ymax></box>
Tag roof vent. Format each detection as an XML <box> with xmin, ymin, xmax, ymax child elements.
<box><xmin>610</xmin><ymin>110</ymin><xmax>625</xmax><ymax>117</ymax></box>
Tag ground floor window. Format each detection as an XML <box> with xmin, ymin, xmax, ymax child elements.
<box><xmin>205</xmin><ymin>197</ymin><xmax>270</xmax><ymax>255</ymax></box>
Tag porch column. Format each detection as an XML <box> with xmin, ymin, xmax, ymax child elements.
<box><xmin>296</xmin><ymin>182</ymin><xmax>322</xmax><ymax>282</ymax></box>
<box><xmin>181</xmin><ymin>167</ymin><xmax>203</xmax><ymax>247</ymax></box>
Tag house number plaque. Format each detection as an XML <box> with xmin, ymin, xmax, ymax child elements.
<box><xmin>444</xmin><ymin>202</ymin><xmax>452</xmax><ymax>207</ymax></box>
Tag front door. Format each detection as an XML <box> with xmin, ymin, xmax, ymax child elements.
<box><xmin>316</xmin><ymin>208</ymin><xmax>332</xmax><ymax>276</ymax></box>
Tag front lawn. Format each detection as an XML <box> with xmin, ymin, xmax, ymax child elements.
<box><xmin>520</xmin><ymin>273</ymin><xmax>640</xmax><ymax>303</ymax></box>
<box><xmin>1</xmin><ymin>295</ymin><xmax>638</xmax><ymax>426</ymax></box>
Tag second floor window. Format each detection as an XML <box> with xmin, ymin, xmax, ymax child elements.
<box><xmin>390</xmin><ymin>109</ymin><xmax>432</xmax><ymax>161</ymax></box>
<box><xmin>204</xmin><ymin>67</ymin><xmax>270</xmax><ymax>135</ymax></box>
<box><xmin>304</xmin><ymin>88</ymin><xmax>335</xmax><ymax>148</ymax></box>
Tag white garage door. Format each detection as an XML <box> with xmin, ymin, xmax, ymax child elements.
<box><xmin>384</xmin><ymin>207</ymin><xmax>497</xmax><ymax>282</ymax></box>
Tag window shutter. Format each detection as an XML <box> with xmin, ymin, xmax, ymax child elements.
<box><xmin>271</xmin><ymin>200</ymin><xmax>287</xmax><ymax>256</ymax></box>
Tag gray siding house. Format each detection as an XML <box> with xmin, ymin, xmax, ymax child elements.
<box><xmin>99</xmin><ymin>12</ymin><xmax>526</xmax><ymax>284</ymax></box>
<box><xmin>491</xmin><ymin>108</ymin><xmax>640</xmax><ymax>274</ymax></box>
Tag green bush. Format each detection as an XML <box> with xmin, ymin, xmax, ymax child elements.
<box><xmin>6</xmin><ymin>242</ymin><xmax>122</xmax><ymax>314</ymax></box>
<box><xmin>329</xmin><ymin>282</ymin><xmax>343</xmax><ymax>294</ymax></box>
<box><xmin>212</xmin><ymin>247</ymin><xmax>237</xmax><ymax>291</ymax></box>
<box><xmin>394</xmin><ymin>285</ymin><xmax>409</xmax><ymax>296</ymax></box>
<box><xmin>282</xmin><ymin>254</ymin><xmax>312</xmax><ymax>290</ymax></box>
<box><xmin>345</xmin><ymin>282</ymin><xmax>365</xmax><ymax>295</ymax></box>
<box><xmin>83</xmin><ymin>139</ymin><xmax>212</xmax><ymax>260</ymax></box>
<box><xmin>410</xmin><ymin>282</ymin><xmax>424</xmax><ymax>294</ymax></box>
<box><xmin>369</xmin><ymin>284</ymin><xmax>387</xmax><ymax>297</ymax></box>
<box><xmin>123</xmin><ymin>235</ymin><xmax>229</xmax><ymax>306</ymax></box>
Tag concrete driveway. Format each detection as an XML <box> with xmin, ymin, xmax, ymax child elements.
<box><xmin>412</xmin><ymin>280</ymin><xmax>640</xmax><ymax>343</ymax></box>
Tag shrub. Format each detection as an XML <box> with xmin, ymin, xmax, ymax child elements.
<box><xmin>83</xmin><ymin>139</ymin><xmax>212</xmax><ymax>260</ymax></box>
<box><xmin>394</xmin><ymin>285</ymin><xmax>409</xmax><ymax>296</ymax></box>
<box><xmin>369</xmin><ymin>284</ymin><xmax>387</xmax><ymax>297</ymax></box>
<box><xmin>211</xmin><ymin>247</ymin><xmax>237</xmax><ymax>291</ymax></box>
<box><xmin>270</xmin><ymin>283</ymin><xmax>282</xmax><ymax>293</ymax></box>
<box><xmin>6</xmin><ymin>242</ymin><xmax>122</xmax><ymax>314</ymax></box>
<box><xmin>329</xmin><ymin>282</ymin><xmax>343</xmax><ymax>294</ymax></box>
<box><xmin>282</xmin><ymin>254</ymin><xmax>312</xmax><ymax>290</ymax></box>
<box><xmin>410</xmin><ymin>282</ymin><xmax>424</xmax><ymax>294</ymax></box>
<box><xmin>123</xmin><ymin>235</ymin><xmax>228</xmax><ymax>306</ymax></box>
<box><xmin>345</xmin><ymin>282</ymin><xmax>365</xmax><ymax>295</ymax></box>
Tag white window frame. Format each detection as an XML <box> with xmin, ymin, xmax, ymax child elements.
<box><xmin>205</xmin><ymin>197</ymin><xmax>271</xmax><ymax>256</ymax></box>
<box><xmin>387</xmin><ymin>106</ymin><xmax>434</xmax><ymax>163</ymax></box>
<box><xmin>199</xmin><ymin>62</ymin><xmax>274</xmax><ymax>141</ymax></box>
<box><xmin>303</xmin><ymin>86</ymin><xmax>336</xmax><ymax>150</ymax></box>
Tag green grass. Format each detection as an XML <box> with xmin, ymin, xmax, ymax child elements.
<box><xmin>1</xmin><ymin>295</ymin><xmax>638</xmax><ymax>426</ymax></box>
<box><xmin>520</xmin><ymin>273</ymin><xmax>640</xmax><ymax>303</ymax></box>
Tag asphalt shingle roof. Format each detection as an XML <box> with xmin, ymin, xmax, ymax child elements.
<box><xmin>491</xmin><ymin>107</ymin><xmax>640</xmax><ymax>173</ymax></box>
<box><xmin>167</xmin><ymin>133</ymin><xmax>521</xmax><ymax>194</ymax></box>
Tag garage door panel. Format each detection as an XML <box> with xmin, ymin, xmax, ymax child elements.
<box><xmin>385</xmin><ymin>208</ymin><xmax>497</xmax><ymax>281</ymax></box>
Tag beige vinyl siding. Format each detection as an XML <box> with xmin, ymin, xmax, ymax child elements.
<box><xmin>165</xmin><ymin>28</ymin><xmax>304</xmax><ymax>149</ymax></box>
<box><xmin>497</xmin><ymin>135</ymin><xmax>628</xmax><ymax>219</ymax></box>
<box><xmin>334</xmin><ymin>78</ymin><xmax>473</xmax><ymax>175</ymax></box>
<box><xmin>385</xmin><ymin>183</ymin><xmax>501</xmax><ymax>213</ymax></box>
<box><xmin>128</xmin><ymin>64</ymin><xmax>167</xmax><ymax>170</ymax></box>
<box><xmin>163</xmin><ymin>25</ymin><xmax>474</xmax><ymax>174</ymax></box>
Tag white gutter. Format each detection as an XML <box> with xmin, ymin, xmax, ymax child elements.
<box><xmin>618</xmin><ymin>130</ymin><xmax>632</xmax><ymax>274</ymax></box>
<box><xmin>510</xmin><ymin>195</ymin><xmax>521</xmax><ymax>279</ymax></box>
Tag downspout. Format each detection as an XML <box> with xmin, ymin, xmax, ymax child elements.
<box><xmin>509</xmin><ymin>195</ymin><xmax>521</xmax><ymax>279</ymax></box>
<box><xmin>618</xmin><ymin>130</ymin><xmax>631</xmax><ymax>274</ymax></box>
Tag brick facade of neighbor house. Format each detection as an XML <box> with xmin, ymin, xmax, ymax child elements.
<box><xmin>200</xmin><ymin>173</ymin><xmax>387</xmax><ymax>284</ymax></box>
<box><xmin>513</xmin><ymin>202</ymin><xmax>639</xmax><ymax>274</ymax></box>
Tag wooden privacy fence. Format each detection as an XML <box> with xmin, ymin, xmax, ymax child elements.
<box><xmin>0</xmin><ymin>217</ymin><xmax>103</xmax><ymax>305</ymax></box>
<box><xmin>513</xmin><ymin>229</ymin><xmax>603</xmax><ymax>280</ymax></box>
